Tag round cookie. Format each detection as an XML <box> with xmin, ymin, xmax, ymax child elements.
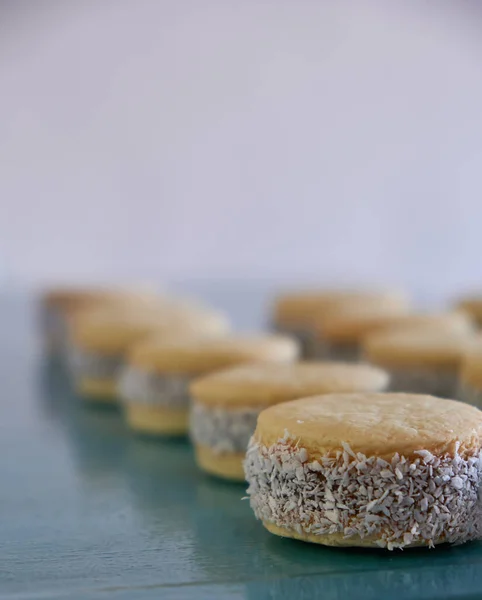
<box><xmin>69</xmin><ymin>305</ymin><xmax>230</xmax><ymax>404</ymax></box>
<box><xmin>39</xmin><ymin>286</ymin><xmax>160</xmax><ymax>355</ymax></box>
<box><xmin>362</xmin><ymin>329</ymin><xmax>475</xmax><ymax>398</ymax></box>
<box><xmin>369</xmin><ymin>311</ymin><xmax>474</xmax><ymax>335</ymax></box>
<box><xmin>271</xmin><ymin>289</ymin><xmax>409</xmax><ymax>358</ymax></box>
<box><xmin>119</xmin><ymin>334</ymin><xmax>299</xmax><ymax>436</ymax></box>
<box><xmin>189</xmin><ymin>362</ymin><xmax>389</xmax><ymax>481</ymax></box>
<box><xmin>319</xmin><ymin>310</ymin><xmax>473</xmax><ymax>345</ymax></box>
<box><xmin>244</xmin><ymin>393</ymin><xmax>482</xmax><ymax>549</ymax></box>
<box><xmin>312</xmin><ymin>302</ymin><xmax>415</xmax><ymax>362</ymax></box>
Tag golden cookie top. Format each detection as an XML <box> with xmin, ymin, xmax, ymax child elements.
<box><xmin>314</xmin><ymin>304</ymin><xmax>412</xmax><ymax>344</ymax></box>
<box><xmin>190</xmin><ymin>361</ymin><xmax>389</xmax><ymax>408</ymax></box>
<box><xmin>41</xmin><ymin>286</ymin><xmax>160</xmax><ymax>315</ymax></box>
<box><xmin>316</xmin><ymin>309</ymin><xmax>474</xmax><ymax>344</ymax></box>
<box><xmin>373</xmin><ymin>311</ymin><xmax>474</xmax><ymax>334</ymax></box>
<box><xmin>255</xmin><ymin>393</ymin><xmax>482</xmax><ymax>459</ymax></box>
<box><xmin>272</xmin><ymin>289</ymin><xmax>409</xmax><ymax>327</ymax></box>
<box><xmin>70</xmin><ymin>305</ymin><xmax>230</xmax><ymax>355</ymax></box>
<box><xmin>363</xmin><ymin>329</ymin><xmax>474</xmax><ymax>369</ymax></box>
<box><xmin>129</xmin><ymin>334</ymin><xmax>299</xmax><ymax>376</ymax></box>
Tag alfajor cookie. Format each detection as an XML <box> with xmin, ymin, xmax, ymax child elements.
<box><xmin>39</xmin><ymin>286</ymin><xmax>161</xmax><ymax>355</ymax></box>
<box><xmin>69</xmin><ymin>305</ymin><xmax>230</xmax><ymax>403</ymax></box>
<box><xmin>119</xmin><ymin>334</ymin><xmax>299</xmax><ymax>436</ymax></box>
<box><xmin>272</xmin><ymin>289</ymin><xmax>409</xmax><ymax>358</ymax></box>
<box><xmin>244</xmin><ymin>393</ymin><xmax>482</xmax><ymax>549</ymax></box>
<box><xmin>363</xmin><ymin>329</ymin><xmax>474</xmax><ymax>398</ymax></box>
<box><xmin>190</xmin><ymin>361</ymin><xmax>389</xmax><ymax>481</ymax></box>
<box><xmin>312</xmin><ymin>300</ymin><xmax>414</xmax><ymax>362</ymax></box>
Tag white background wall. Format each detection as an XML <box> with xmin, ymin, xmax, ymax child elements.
<box><xmin>1</xmin><ymin>0</ymin><xmax>482</xmax><ymax>302</ymax></box>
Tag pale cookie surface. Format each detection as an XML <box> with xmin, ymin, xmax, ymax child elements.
<box><xmin>71</xmin><ymin>305</ymin><xmax>229</xmax><ymax>355</ymax></box>
<box><xmin>273</xmin><ymin>291</ymin><xmax>352</xmax><ymax>326</ymax></box>
<box><xmin>190</xmin><ymin>362</ymin><xmax>389</xmax><ymax>407</ymax></box>
<box><xmin>316</xmin><ymin>309</ymin><xmax>473</xmax><ymax>344</ymax></box>
<box><xmin>70</xmin><ymin>310</ymin><xmax>179</xmax><ymax>354</ymax></box>
<box><xmin>128</xmin><ymin>335</ymin><xmax>299</xmax><ymax>375</ymax></box>
<box><xmin>370</xmin><ymin>311</ymin><xmax>475</xmax><ymax>335</ymax></box>
<box><xmin>315</xmin><ymin>304</ymin><xmax>411</xmax><ymax>344</ymax></box>
<box><xmin>363</xmin><ymin>330</ymin><xmax>475</xmax><ymax>369</ymax></box>
<box><xmin>255</xmin><ymin>393</ymin><xmax>482</xmax><ymax>459</ymax></box>
<box><xmin>273</xmin><ymin>289</ymin><xmax>409</xmax><ymax>324</ymax></box>
<box><xmin>41</xmin><ymin>287</ymin><xmax>159</xmax><ymax>313</ymax></box>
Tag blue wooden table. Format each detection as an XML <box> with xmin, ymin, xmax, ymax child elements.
<box><xmin>1</xmin><ymin>293</ymin><xmax>482</xmax><ymax>599</ymax></box>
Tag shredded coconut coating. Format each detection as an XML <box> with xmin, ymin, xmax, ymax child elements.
<box><xmin>385</xmin><ymin>366</ymin><xmax>458</xmax><ymax>398</ymax></box>
<box><xmin>190</xmin><ymin>403</ymin><xmax>262</xmax><ymax>454</ymax></box>
<box><xmin>68</xmin><ymin>346</ymin><xmax>123</xmax><ymax>380</ymax></box>
<box><xmin>118</xmin><ymin>365</ymin><xmax>190</xmax><ymax>408</ymax></box>
<box><xmin>244</xmin><ymin>432</ymin><xmax>482</xmax><ymax>550</ymax></box>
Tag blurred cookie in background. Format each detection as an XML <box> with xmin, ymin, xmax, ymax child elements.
<box><xmin>68</xmin><ymin>302</ymin><xmax>231</xmax><ymax>405</ymax></box>
<box><xmin>363</xmin><ymin>328</ymin><xmax>475</xmax><ymax>398</ymax></box>
<box><xmin>189</xmin><ymin>361</ymin><xmax>389</xmax><ymax>481</ymax></box>
<box><xmin>314</xmin><ymin>308</ymin><xmax>474</xmax><ymax>363</ymax></box>
<box><xmin>271</xmin><ymin>288</ymin><xmax>410</xmax><ymax>358</ymax></box>
<box><xmin>119</xmin><ymin>334</ymin><xmax>299</xmax><ymax>437</ymax></box>
<box><xmin>39</xmin><ymin>285</ymin><xmax>162</xmax><ymax>355</ymax></box>
<box><xmin>310</xmin><ymin>293</ymin><xmax>412</xmax><ymax>361</ymax></box>
<box><xmin>244</xmin><ymin>393</ymin><xmax>482</xmax><ymax>549</ymax></box>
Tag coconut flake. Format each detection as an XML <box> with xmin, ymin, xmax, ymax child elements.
<box><xmin>68</xmin><ymin>346</ymin><xmax>123</xmax><ymax>381</ymax></box>
<box><xmin>244</xmin><ymin>433</ymin><xmax>482</xmax><ymax>550</ymax></box>
<box><xmin>118</xmin><ymin>365</ymin><xmax>190</xmax><ymax>408</ymax></box>
<box><xmin>190</xmin><ymin>403</ymin><xmax>262</xmax><ymax>454</ymax></box>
